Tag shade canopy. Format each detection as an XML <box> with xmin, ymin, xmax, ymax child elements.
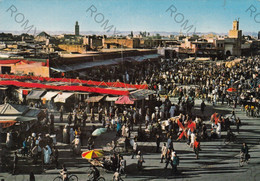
<box><xmin>26</xmin><ymin>90</ymin><xmax>46</xmax><ymax>100</ymax></box>
<box><xmin>85</xmin><ymin>96</ymin><xmax>105</xmax><ymax>103</ymax></box>
<box><xmin>54</xmin><ymin>92</ymin><xmax>74</xmax><ymax>103</ymax></box>
<box><xmin>115</xmin><ymin>96</ymin><xmax>134</xmax><ymax>105</ymax></box>
<box><xmin>0</xmin><ymin>103</ymin><xmax>29</xmax><ymax>115</ymax></box>
<box><xmin>105</xmin><ymin>96</ymin><xmax>119</xmax><ymax>102</ymax></box>
<box><xmin>41</xmin><ymin>92</ymin><xmax>59</xmax><ymax>101</ymax></box>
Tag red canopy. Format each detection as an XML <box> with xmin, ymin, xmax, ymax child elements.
<box><xmin>0</xmin><ymin>80</ymin><xmax>129</xmax><ymax>96</ymax></box>
<box><xmin>115</xmin><ymin>96</ymin><xmax>134</xmax><ymax>105</ymax></box>
<box><xmin>227</xmin><ymin>87</ymin><xmax>237</xmax><ymax>92</ymax></box>
<box><xmin>0</xmin><ymin>74</ymin><xmax>148</xmax><ymax>89</ymax></box>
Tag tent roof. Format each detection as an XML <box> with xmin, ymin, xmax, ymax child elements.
<box><xmin>41</xmin><ymin>91</ymin><xmax>59</xmax><ymax>101</ymax></box>
<box><xmin>85</xmin><ymin>96</ymin><xmax>105</xmax><ymax>103</ymax></box>
<box><xmin>115</xmin><ymin>96</ymin><xmax>134</xmax><ymax>105</ymax></box>
<box><xmin>54</xmin><ymin>92</ymin><xmax>74</xmax><ymax>103</ymax></box>
<box><xmin>0</xmin><ymin>103</ymin><xmax>29</xmax><ymax>115</ymax></box>
<box><xmin>27</xmin><ymin>90</ymin><xmax>46</xmax><ymax>100</ymax></box>
<box><xmin>130</xmin><ymin>89</ymin><xmax>155</xmax><ymax>100</ymax></box>
<box><xmin>105</xmin><ymin>96</ymin><xmax>119</xmax><ymax>102</ymax></box>
<box><xmin>24</xmin><ymin>109</ymin><xmax>42</xmax><ymax>117</ymax></box>
<box><xmin>16</xmin><ymin>116</ymin><xmax>37</xmax><ymax>122</ymax></box>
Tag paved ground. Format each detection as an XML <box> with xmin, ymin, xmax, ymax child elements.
<box><xmin>1</xmin><ymin>98</ymin><xmax>260</xmax><ymax>181</ymax></box>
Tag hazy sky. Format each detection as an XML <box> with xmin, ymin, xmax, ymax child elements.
<box><xmin>0</xmin><ymin>0</ymin><xmax>259</xmax><ymax>34</ymax></box>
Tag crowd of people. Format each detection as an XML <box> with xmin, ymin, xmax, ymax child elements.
<box><xmin>1</xmin><ymin>55</ymin><xmax>259</xmax><ymax>180</ymax></box>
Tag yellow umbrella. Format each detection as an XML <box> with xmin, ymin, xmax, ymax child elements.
<box><xmin>81</xmin><ymin>150</ymin><xmax>104</xmax><ymax>160</ymax></box>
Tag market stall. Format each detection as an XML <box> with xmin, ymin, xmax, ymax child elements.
<box><xmin>54</xmin><ymin>92</ymin><xmax>75</xmax><ymax>111</ymax></box>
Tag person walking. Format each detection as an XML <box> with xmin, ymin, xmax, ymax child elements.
<box><xmin>236</xmin><ymin>117</ymin><xmax>241</xmax><ymax>134</ymax></box>
<box><xmin>50</xmin><ymin>113</ymin><xmax>55</xmax><ymax>133</ymax></box>
<box><xmin>201</xmin><ymin>100</ymin><xmax>206</xmax><ymax>115</ymax></box>
<box><xmin>82</xmin><ymin>111</ymin><xmax>87</xmax><ymax>127</ymax></box>
<box><xmin>29</xmin><ymin>172</ymin><xmax>35</xmax><ymax>181</ymax></box>
<box><xmin>12</xmin><ymin>152</ymin><xmax>18</xmax><ymax>175</ymax></box>
<box><xmin>156</xmin><ymin>134</ymin><xmax>161</xmax><ymax>153</ymax></box>
<box><xmin>62</xmin><ymin>125</ymin><xmax>69</xmax><ymax>144</ymax></box>
<box><xmin>50</xmin><ymin>113</ymin><xmax>55</xmax><ymax>125</ymax></box>
<box><xmin>59</xmin><ymin>106</ymin><xmax>64</xmax><ymax>122</ymax></box>
<box><xmin>69</xmin><ymin>128</ymin><xmax>75</xmax><ymax>144</ymax></box>
<box><xmin>98</xmin><ymin>104</ymin><xmax>103</xmax><ymax>123</ymax></box>
<box><xmin>193</xmin><ymin>138</ymin><xmax>200</xmax><ymax>159</ymax></box>
<box><xmin>119</xmin><ymin>155</ymin><xmax>126</xmax><ymax>174</ymax></box>
<box><xmin>164</xmin><ymin>148</ymin><xmax>172</xmax><ymax>169</ymax></box>
<box><xmin>131</xmin><ymin>141</ymin><xmax>138</xmax><ymax>159</ymax></box>
<box><xmin>90</xmin><ymin>108</ymin><xmax>95</xmax><ymax>123</ymax></box>
<box><xmin>72</xmin><ymin>135</ymin><xmax>81</xmax><ymax>155</ymax></box>
<box><xmin>67</xmin><ymin>112</ymin><xmax>72</xmax><ymax>125</ymax></box>
<box><xmin>160</xmin><ymin>143</ymin><xmax>167</xmax><ymax>163</ymax></box>
<box><xmin>167</xmin><ymin>136</ymin><xmax>172</xmax><ymax>149</ymax></box>
<box><xmin>241</xmin><ymin>143</ymin><xmax>250</xmax><ymax>161</ymax></box>
<box><xmin>53</xmin><ymin>147</ymin><xmax>59</xmax><ymax>169</ymax></box>
<box><xmin>231</xmin><ymin>108</ymin><xmax>236</xmax><ymax>120</ymax></box>
<box><xmin>87</xmin><ymin>136</ymin><xmax>94</xmax><ymax>150</ymax></box>
<box><xmin>22</xmin><ymin>138</ymin><xmax>28</xmax><ymax>157</ymax></box>
<box><xmin>171</xmin><ymin>152</ymin><xmax>179</xmax><ymax>173</ymax></box>
<box><xmin>137</xmin><ymin>151</ymin><xmax>144</xmax><ymax>171</ymax></box>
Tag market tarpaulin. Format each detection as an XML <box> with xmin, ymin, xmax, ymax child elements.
<box><xmin>54</xmin><ymin>92</ymin><xmax>74</xmax><ymax>103</ymax></box>
<box><xmin>115</xmin><ymin>96</ymin><xmax>134</xmax><ymax>105</ymax></box>
<box><xmin>26</xmin><ymin>90</ymin><xmax>46</xmax><ymax>100</ymax></box>
<box><xmin>85</xmin><ymin>96</ymin><xmax>105</xmax><ymax>103</ymax></box>
<box><xmin>0</xmin><ymin>120</ymin><xmax>16</xmax><ymax>128</ymax></box>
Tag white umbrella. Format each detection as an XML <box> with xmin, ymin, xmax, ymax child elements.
<box><xmin>92</xmin><ymin>128</ymin><xmax>107</xmax><ymax>136</ymax></box>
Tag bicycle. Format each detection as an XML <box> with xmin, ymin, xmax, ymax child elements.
<box><xmin>87</xmin><ymin>175</ymin><xmax>105</xmax><ymax>181</ymax></box>
<box><xmin>53</xmin><ymin>174</ymin><xmax>78</xmax><ymax>181</ymax></box>
<box><xmin>112</xmin><ymin>171</ymin><xmax>124</xmax><ymax>181</ymax></box>
<box><xmin>239</xmin><ymin>152</ymin><xmax>249</xmax><ymax>167</ymax></box>
<box><xmin>224</xmin><ymin>134</ymin><xmax>237</xmax><ymax>145</ymax></box>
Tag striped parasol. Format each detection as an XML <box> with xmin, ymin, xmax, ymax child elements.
<box><xmin>81</xmin><ymin>150</ymin><xmax>104</xmax><ymax>160</ymax></box>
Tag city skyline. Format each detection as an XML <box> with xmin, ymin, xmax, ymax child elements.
<box><xmin>0</xmin><ymin>0</ymin><xmax>259</xmax><ymax>35</ymax></box>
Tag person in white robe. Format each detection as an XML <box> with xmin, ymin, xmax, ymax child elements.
<box><xmin>216</xmin><ymin>122</ymin><xmax>221</xmax><ymax>138</ymax></box>
<box><xmin>44</xmin><ymin>145</ymin><xmax>52</xmax><ymax>164</ymax></box>
<box><xmin>72</xmin><ymin>136</ymin><xmax>81</xmax><ymax>155</ymax></box>
<box><xmin>69</xmin><ymin>128</ymin><xmax>75</xmax><ymax>143</ymax></box>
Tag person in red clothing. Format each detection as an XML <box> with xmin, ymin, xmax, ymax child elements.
<box><xmin>193</xmin><ymin>138</ymin><xmax>200</xmax><ymax>159</ymax></box>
